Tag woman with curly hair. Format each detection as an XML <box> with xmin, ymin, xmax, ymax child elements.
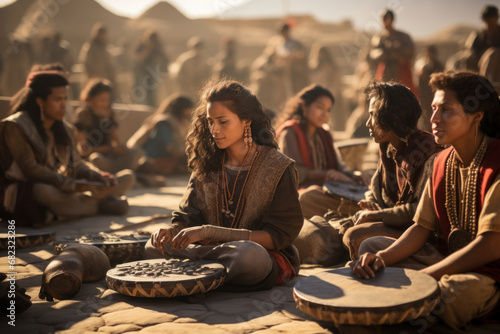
<box><xmin>145</xmin><ymin>80</ymin><xmax>303</xmax><ymax>290</ymax></box>
<box><xmin>352</xmin><ymin>72</ymin><xmax>500</xmax><ymax>330</ymax></box>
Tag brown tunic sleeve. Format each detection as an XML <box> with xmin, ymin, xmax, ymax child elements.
<box><xmin>170</xmin><ymin>175</ymin><xmax>206</xmax><ymax>230</ymax></box>
<box><xmin>258</xmin><ymin>164</ymin><xmax>303</xmax><ymax>250</ymax></box>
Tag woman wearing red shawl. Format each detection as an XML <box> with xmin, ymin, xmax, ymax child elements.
<box><xmin>276</xmin><ymin>84</ymin><xmax>366</xmax><ymax>219</ymax></box>
<box><xmin>352</xmin><ymin>72</ymin><xmax>500</xmax><ymax>330</ymax></box>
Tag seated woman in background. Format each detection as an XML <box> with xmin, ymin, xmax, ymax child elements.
<box><xmin>276</xmin><ymin>84</ymin><xmax>367</xmax><ymax>219</ymax></box>
<box><xmin>74</xmin><ymin>78</ymin><xmax>141</xmax><ymax>174</ymax></box>
<box><xmin>352</xmin><ymin>72</ymin><xmax>500</xmax><ymax>330</ymax></box>
<box><xmin>342</xmin><ymin>81</ymin><xmax>442</xmax><ymax>260</ymax></box>
<box><xmin>0</xmin><ymin>73</ymin><xmax>131</xmax><ymax>226</ymax></box>
<box><xmin>127</xmin><ymin>94</ymin><xmax>193</xmax><ymax>176</ymax></box>
<box><xmin>145</xmin><ymin>80</ymin><xmax>303</xmax><ymax>290</ymax></box>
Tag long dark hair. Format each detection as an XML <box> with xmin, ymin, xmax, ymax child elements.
<box><xmin>278</xmin><ymin>84</ymin><xmax>334</xmax><ymax>128</ymax></box>
<box><xmin>186</xmin><ymin>80</ymin><xmax>277</xmax><ymax>178</ymax></box>
<box><xmin>10</xmin><ymin>73</ymin><xmax>70</xmax><ymax>146</ymax></box>
<box><xmin>365</xmin><ymin>81</ymin><xmax>422</xmax><ymax>139</ymax></box>
<box><xmin>429</xmin><ymin>71</ymin><xmax>500</xmax><ymax>138</ymax></box>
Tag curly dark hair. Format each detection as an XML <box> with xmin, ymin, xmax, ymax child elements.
<box><xmin>186</xmin><ymin>80</ymin><xmax>277</xmax><ymax>178</ymax></box>
<box><xmin>429</xmin><ymin>71</ymin><xmax>500</xmax><ymax>139</ymax></box>
<box><xmin>278</xmin><ymin>84</ymin><xmax>334</xmax><ymax>127</ymax></box>
<box><xmin>365</xmin><ymin>81</ymin><xmax>422</xmax><ymax>139</ymax></box>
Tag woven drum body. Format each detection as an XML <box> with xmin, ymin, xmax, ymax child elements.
<box><xmin>1</xmin><ymin>231</ymin><xmax>55</xmax><ymax>250</ymax></box>
<box><xmin>293</xmin><ymin>267</ymin><xmax>440</xmax><ymax>325</ymax></box>
<box><xmin>54</xmin><ymin>233</ymin><xmax>151</xmax><ymax>263</ymax></box>
<box><xmin>106</xmin><ymin>259</ymin><xmax>226</xmax><ymax>298</ymax></box>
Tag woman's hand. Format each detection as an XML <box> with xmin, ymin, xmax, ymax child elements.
<box><xmin>151</xmin><ymin>227</ymin><xmax>176</xmax><ymax>250</ymax></box>
<box><xmin>325</xmin><ymin>169</ymin><xmax>355</xmax><ymax>183</ymax></box>
<box><xmin>351</xmin><ymin>252</ymin><xmax>385</xmax><ymax>279</ymax></box>
<box><xmin>358</xmin><ymin>200</ymin><xmax>381</xmax><ymax>211</ymax></box>
<box><xmin>355</xmin><ymin>211</ymin><xmax>383</xmax><ymax>225</ymax></box>
<box><xmin>171</xmin><ymin>226</ymin><xmax>203</xmax><ymax>250</ymax></box>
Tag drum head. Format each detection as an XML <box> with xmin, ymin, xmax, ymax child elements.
<box><xmin>0</xmin><ymin>231</ymin><xmax>56</xmax><ymax>250</ymax></box>
<box><xmin>323</xmin><ymin>181</ymin><xmax>367</xmax><ymax>203</ymax></box>
<box><xmin>54</xmin><ymin>233</ymin><xmax>151</xmax><ymax>263</ymax></box>
<box><xmin>106</xmin><ymin>259</ymin><xmax>226</xmax><ymax>298</ymax></box>
<box><xmin>293</xmin><ymin>267</ymin><xmax>440</xmax><ymax>325</ymax></box>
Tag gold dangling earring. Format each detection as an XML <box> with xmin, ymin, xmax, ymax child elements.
<box><xmin>244</xmin><ymin>123</ymin><xmax>252</xmax><ymax>147</ymax></box>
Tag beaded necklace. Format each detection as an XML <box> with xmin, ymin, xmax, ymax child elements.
<box><xmin>215</xmin><ymin>145</ymin><xmax>261</xmax><ymax>228</ymax></box>
<box><xmin>445</xmin><ymin>136</ymin><xmax>489</xmax><ymax>246</ymax></box>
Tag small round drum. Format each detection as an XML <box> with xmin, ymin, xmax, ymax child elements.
<box><xmin>106</xmin><ymin>259</ymin><xmax>226</xmax><ymax>298</ymax></box>
<box><xmin>0</xmin><ymin>231</ymin><xmax>55</xmax><ymax>250</ymax></box>
<box><xmin>323</xmin><ymin>180</ymin><xmax>367</xmax><ymax>203</ymax></box>
<box><xmin>323</xmin><ymin>181</ymin><xmax>367</xmax><ymax>216</ymax></box>
<box><xmin>293</xmin><ymin>267</ymin><xmax>440</xmax><ymax>325</ymax></box>
<box><xmin>54</xmin><ymin>232</ymin><xmax>151</xmax><ymax>263</ymax></box>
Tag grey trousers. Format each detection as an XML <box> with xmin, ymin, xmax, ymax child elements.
<box><xmin>144</xmin><ymin>239</ymin><xmax>274</xmax><ymax>286</ymax></box>
<box><xmin>359</xmin><ymin>236</ymin><xmax>500</xmax><ymax>330</ymax></box>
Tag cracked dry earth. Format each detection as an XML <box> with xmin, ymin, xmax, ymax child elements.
<box><xmin>1</xmin><ymin>176</ymin><xmax>499</xmax><ymax>334</ymax></box>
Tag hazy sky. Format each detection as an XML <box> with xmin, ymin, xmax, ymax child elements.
<box><xmin>0</xmin><ymin>0</ymin><xmax>494</xmax><ymax>38</ymax></box>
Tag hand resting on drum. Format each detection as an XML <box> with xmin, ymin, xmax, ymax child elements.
<box><xmin>350</xmin><ymin>252</ymin><xmax>386</xmax><ymax>279</ymax></box>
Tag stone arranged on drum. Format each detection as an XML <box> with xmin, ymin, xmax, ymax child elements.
<box><xmin>293</xmin><ymin>267</ymin><xmax>440</xmax><ymax>325</ymax></box>
<box><xmin>106</xmin><ymin>259</ymin><xmax>226</xmax><ymax>298</ymax></box>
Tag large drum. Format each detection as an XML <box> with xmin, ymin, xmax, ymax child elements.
<box><xmin>54</xmin><ymin>232</ymin><xmax>151</xmax><ymax>263</ymax></box>
<box><xmin>293</xmin><ymin>267</ymin><xmax>440</xmax><ymax>325</ymax></box>
<box><xmin>0</xmin><ymin>231</ymin><xmax>55</xmax><ymax>250</ymax></box>
<box><xmin>323</xmin><ymin>181</ymin><xmax>367</xmax><ymax>217</ymax></box>
<box><xmin>106</xmin><ymin>258</ymin><xmax>226</xmax><ymax>298</ymax></box>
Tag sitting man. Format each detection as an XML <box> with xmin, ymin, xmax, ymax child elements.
<box><xmin>0</xmin><ymin>72</ymin><xmax>132</xmax><ymax>226</ymax></box>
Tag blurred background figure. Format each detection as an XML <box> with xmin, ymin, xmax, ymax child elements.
<box><xmin>78</xmin><ymin>23</ymin><xmax>117</xmax><ymax>92</ymax></box>
<box><xmin>266</xmin><ymin>22</ymin><xmax>309</xmax><ymax>98</ymax></box>
<box><xmin>74</xmin><ymin>78</ymin><xmax>141</xmax><ymax>175</ymax></box>
<box><xmin>133</xmin><ymin>29</ymin><xmax>168</xmax><ymax>107</ymax></box>
<box><xmin>212</xmin><ymin>37</ymin><xmax>241</xmax><ymax>82</ymax></box>
<box><xmin>172</xmin><ymin>37</ymin><xmax>211</xmax><ymax>99</ymax></box>
<box><xmin>249</xmin><ymin>49</ymin><xmax>287</xmax><ymax>111</ymax></box>
<box><xmin>370</xmin><ymin>9</ymin><xmax>417</xmax><ymax>96</ymax></box>
<box><xmin>309</xmin><ymin>43</ymin><xmax>347</xmax><ymax>131</ymax></box>
<box><xmin>414</xmin><ymin>45</ymin><xmax>443</xmax><ymax>131</ymax></box>
<box><xmin>469</xmin><ymin>5</ymin><xmax>500</xmax><ymax>71</ymax></box>
<box><xmin>49</xmin><ymin>33</ymin><xmax>74</xmax><ymax>72</ymax></box>
<box><xmin>128</xmin><ymin>94</ymin><xmax>193</xmax><ymax>177</ymax></box>
<box><xmin>1</xmin><ymin>39</ymin><xmax>33</xmax><ymax>97</ymax></box>
<box><xmin>474</xmin><ymin>5</ymin><xmax>500</xmax><ymax>93</ymax></box>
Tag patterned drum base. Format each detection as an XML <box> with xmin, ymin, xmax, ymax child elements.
<box><xmin>106</xmin><ymin>259</ymin><xmax>226</xmax><ymax>298</ymax></box>
<box><xmin>0</xmin><ymin>232</ymin><xmax>56</xmax><ymax>250</ymax></box>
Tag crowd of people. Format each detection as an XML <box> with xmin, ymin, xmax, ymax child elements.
<box><xmin>1</xmin><ymin>4</ymin><xmax>500</xmax><ymax>332</ymax></box>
